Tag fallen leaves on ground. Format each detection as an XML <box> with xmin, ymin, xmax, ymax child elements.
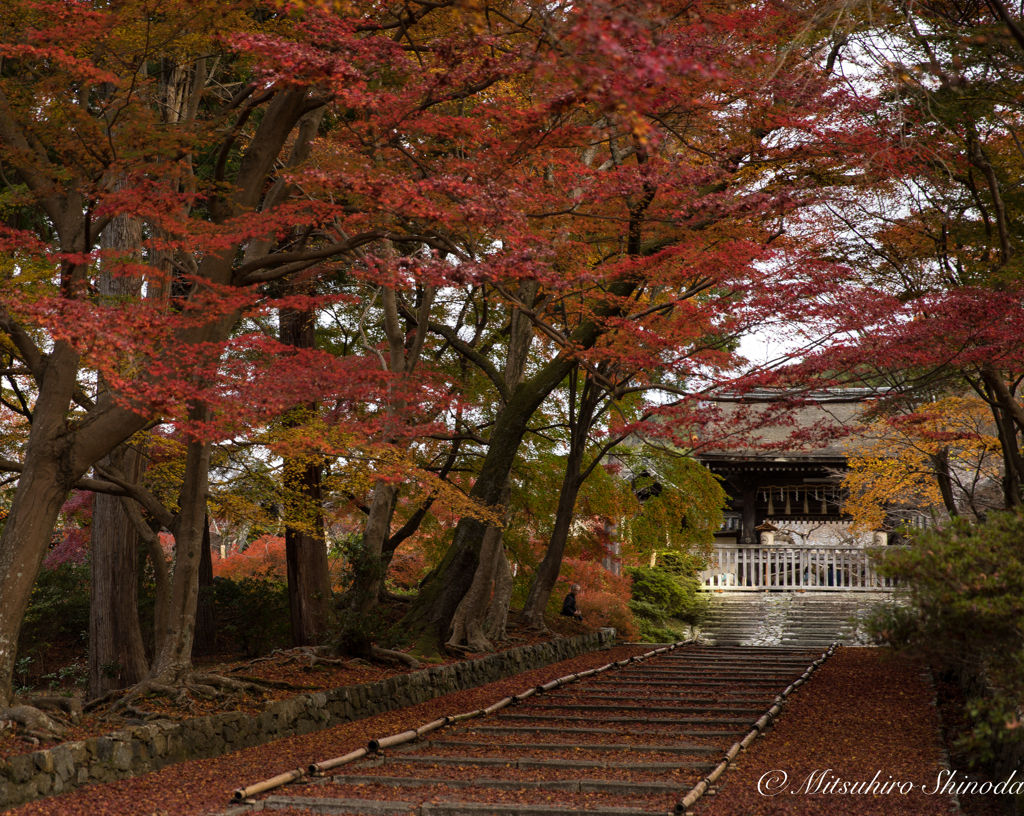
<box><xmin>7</xmin><ymin>645</ymin><xmax>645</xmax><ymax>816</ymax></box>
<box><xmin>700</xmin><ymin>649</ymin><xmax>954</xmax><ymax>816</ymax></box>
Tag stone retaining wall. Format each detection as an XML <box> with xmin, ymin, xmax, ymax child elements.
<box><xmin>0</xmin><ymin>631</ymin><xmax>612</xmax><ymax>810</ymax></box>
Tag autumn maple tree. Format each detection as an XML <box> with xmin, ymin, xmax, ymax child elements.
<box><xmin>842</xmin><ymin>395</ymin><xmax>1004</xmax><ymax>530</ymax></box>
<box><xmin>0</xmin><ymin>0</ymin><xmax>962</xmax><ymax>737</ymax></box>
<box><xmin>394</xmin><ymin>0</ymin><xmax>878</xmax><ymax>654</ymax></box>
<box><xmin>769</xmin><ymin>0</ymin><xmax>1024</xmax><ymax>515</ymax></box>
<box><xmin>0</xmin><ymin>0</ymin><xmax>557</xmax><ymax>727</ymax></box>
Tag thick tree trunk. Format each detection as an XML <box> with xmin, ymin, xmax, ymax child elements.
<box><xmin>90</xmin><ymin>201</ymin><xmax>150</xmax><ymax>694</ymax></box>
<box><xmin>280</xmin><ymin>305</ymin><xmax>333</xmax><ymax>645</ymax></box>
<box><xmin>0</xmin><ymin>457</ymin><xmax>77</xmax><ymax>708</ymax></box>
<box><xmin>147</xmin><ymin>427</ymin><xmax>211</xmax><ymax>683</ymax></box>
<box><xmin>447</xmin><ymin>520</ymin><xmax>504</xmax><ymax>652</ymax></box>
<box><xmin>0</xmin><ymin>339</ymin><xmax>94</xmax><ymax>707</ymax></box>
<box><xmin>351</xmin><ymin>480</ymin><xmax>398</xmax><ymax>617</ymax></box>
<box><xmin>285</xmin><ymin>462</ymin><xmax>333</xmax><ymax>646</ymax></box>
<box><xmin>483</xmin><ymin>546</ymin><xmax>513</xmax><ymax>642</ymax></box>
<box><xmin>88</xmin><ymin>447</ymin><xmax>149</xmax><ymax>699</ymax></box>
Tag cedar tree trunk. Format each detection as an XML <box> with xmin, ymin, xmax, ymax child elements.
<box><xmin>284</xmin><ymin>461</ymin><xmax>333</xmax><ymax>645</ymax></box>
<box><xmin>88</xmin><ymin>447</ymin><xmax>149</xmax><ymax>699</ymax></box>
<box><xmin>89</xmin><ymin>196</ymin><xmax>150</xmax><ymax>695</ymax></box>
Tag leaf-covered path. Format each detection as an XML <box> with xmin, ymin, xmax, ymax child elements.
<box><xmin>7</xmin><ymin>646</ymin><xmax>999</xmax><ymax>816</ymax></box>
<box><xmin>699</xmin><ymin>648</ymin><xmax>988</xmax><ymax>816</ymax></box>
<box><xmin>6</xmin><ymin>647</ymin><xmax>645</xmax><ymax>816</ymax></box>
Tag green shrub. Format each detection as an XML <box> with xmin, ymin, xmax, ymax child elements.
<box><xmin>628</xmin><ymin>562</ymin><xmax>708</xmax><ymax>626</ymax></box>
<box><xmin>868</xmin><ymin>511</ymin><xmax>1024</xmax><ymax>765</ymax></box>
<box><xmin>20</xmin><ymin>562</ymin><xmax>91</xmax><ymax>652</ymax></box>
<box><xmin>629</xmin><ymin>567</ymin><xmax>687</xmax><ymax>613</ymax></box>
<box><xmin>212</xmin><ymin>571</ymin><xmax>291</xmax><ymax>658</ymax></box>
<box><xmin>657</xmin><ymin>550</ymin><xmax>707</xmax><ymax>578</ymax></box>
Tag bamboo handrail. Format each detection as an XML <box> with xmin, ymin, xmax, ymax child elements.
<box><xmin>233</xmin><ymin>639</ymin><xmax>696</xmax><ymax>803</ymax></box>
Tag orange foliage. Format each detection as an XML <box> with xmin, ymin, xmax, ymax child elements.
<box><xmin>556</xmin><ymin>558</ymin><xmax>639</xmax><ymax>641</ymax></box>
<box><xmin>212</xmin><ymin>535</ymin><xmax>288</xmax><ymax>582</ymax></box>
<box><xmin>212</xmin><ymin>535</ymin><xmax>347</xmax><ymax>591</ymax></box>
<box><xmin>387</xmin><ymin>547</ymin><xmax>429</xmax><ymax>591</ymax></box>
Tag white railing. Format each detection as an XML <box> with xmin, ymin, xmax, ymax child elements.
<box><xmin>699</xmin><ymin>544</ymin><xmax>904</xmax><ymax>591</ymax></box>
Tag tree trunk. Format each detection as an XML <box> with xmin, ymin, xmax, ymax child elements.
<box><xmin>0</xmin><ymin>453</ymin><xmax>78</xmax><ymax>708</ymax></box>
<box><xmin>349</xmin><ymin>284</ymin><xmax>435</xmax><ymax>627</ymax></box>
<box><xmin>192</xmin><ymin>516</ymin><xmax>217</xmax><ymax>656</ymax></box>
<box><xmin>519</xmin><ymin>469</ymin><xmax>586</xmax><ymax>629</ymax></box>
<box><xmin>351</xmin><ymin>480</ymin><xmax>398</xmax><ymax>617</ymax></box>
<box><xmin>483</xmin><ymin>545</ymin><xmax>513</xmax><ymax>642</ymax></box>
<box><xmin>280</xmin><ymin>305</ymin><xmax>333</xmax><ymax>645</ymax></box>
<box><xmin>447</xmin><ymin>520</ymin><xmax>504</xmax><ymax>652</ymax></box>
<box><xmin>519</xmin><ymin>367</ymin><xmax>601</xmax><ymax>629</ymax></box>
<box><xmin>89</xmin><ymin>198</ymin><xmax>150</xmax><ymax>695</ymax></box>
<box><xmin>88</xmin><ymin>447</ymin><xmax>149</xmax><ymax>699</ymax></box>
<box><xmin>285</xmin><ymin>462</ymin><xmax>333</xmax><ymax>646</ymax></box>
<box><xmin>931</xmin><ymin>447</ymin><xmax>960</xmax><ymax>518</ymax></box>
<box><xmin>147</xmin><ymin>424</ymin><xmax>210</xmax><ymax>683</ymax></box>
<box><xmin>982</xmin><ymin>373</ymin><xmax>1024</xmax><ymax>507</ymax></box>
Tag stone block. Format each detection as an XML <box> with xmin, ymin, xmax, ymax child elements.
<box><xmin>112</xmin><ymin>742</ymin><xmax>133</xmax><ymax>772</ymax></box>
<box><xmin>95</xmin><ymin>738</ymin><xmax>113</xmax><ymax>761</ymax></box>
<box><xmin>31</xmin><ymin>751</ymin><xmax>53</xmax><ymax>774</ymax></box>
<box><xmin>66</xmin><ymin>740</ymin><xmax>89</xmax><ymax>765</ymax></box>
<box><xmin>50</xmin><ymin>746</ymin><xmax>74</xmax><ymax>782</ymax></box>
<box><xmin>8</xmin><ymin>755</ymin><xmax>34</xmax><ymax>784</ymax></box>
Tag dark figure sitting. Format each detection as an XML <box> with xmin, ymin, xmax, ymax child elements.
<box><xmin>561</xmin><ymin>584</ymin><xmax>583</xmax><ymax>621</ymax></box>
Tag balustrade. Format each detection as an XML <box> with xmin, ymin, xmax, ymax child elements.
<box><xmin>698</xmin><ymin>544</ymin><xmax>904</xmax><ymax>591</ymax></box>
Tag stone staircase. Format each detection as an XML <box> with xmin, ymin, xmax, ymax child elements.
<box><xmin>697</xmin><ymin>591</ymin><xmax>905</xmax><ymax>648</ymax></box>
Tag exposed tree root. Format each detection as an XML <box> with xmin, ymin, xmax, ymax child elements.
<box><xmin>379</xmin><ymin>588</ymin><xmax>414</xmax><ymax>604</ymax></box>
<box><xmin>224</xmin><ymin>642</ymin><xmax>422</xmax><ymax>673</ymax></box>
<box><xmin>29</xmin><ymin>696</ymin><xmax>82</xmax><ymax>725</ymax></box>
<box><xmin>94</xmin><ymin>670</ymin><xmax>275</xmax><ymax>720</ymax></box>
<box><xmin>227</xmin><ymin>646</ymin><xmax>368</xmax><ymax>672</ymax></box>
<box><xmin>443</xmin><ymin>642</ymin><xmax>478</xmax><ymax>655</ymax></box>
<box><xmin>227</xmin><ymin>674</ymin><xmax>318</xmax><ymax>690</ymax></box>
<box><xmin>370</xmin><ymin>646</ymin><xmax>422</xmax><ymax>669</ymax></box>
<box><xmin>0</xmin><ymin>704</ymin><xmax>67</xmax><ymax>741</ymax></box>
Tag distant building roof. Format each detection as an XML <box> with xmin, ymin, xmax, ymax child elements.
<box><xmin>696</xmin><ymin>389</ymin><xmax>876</xmax><ymax>463</ymax></box>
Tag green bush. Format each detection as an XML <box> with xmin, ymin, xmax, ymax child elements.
<box><xmin>629</xmin><ymin>567</ymin><xmax>687</xmax><ymax>614</ymax></box>
<box><xmin>20</xmin><ymin>562</ymin><xmax>91</xmax><ymax>651</ymax></box>
<box><xmin>657</xmin><ymin>550</ymin><xmax>707</xmax><ymax>578</ymax></box>
<box><xmin>868</xmin><ymin>511</ymin><xmax>1024</xmax><ymax>764</ymax></box>
<box><xmin>628</xmin><ymin>560</ymin><xmax>708</xmax><ymax>627</ymax></box>
<box><xmin>212</xmin><ymin>571</ymin><xmax>291</xmax><ymax>658</ymax></box>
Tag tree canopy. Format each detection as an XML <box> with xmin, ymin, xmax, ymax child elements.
<box><xmin>2</xmin><ymin>0</ymin><xmax>1024</xmax><ymax>731</ymax></box>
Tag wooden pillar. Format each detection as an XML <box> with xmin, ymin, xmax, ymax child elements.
<box><xmin>741</xmin><ymin>481</ymin><xmax>757</xmax><ymax>546</ymax></box>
